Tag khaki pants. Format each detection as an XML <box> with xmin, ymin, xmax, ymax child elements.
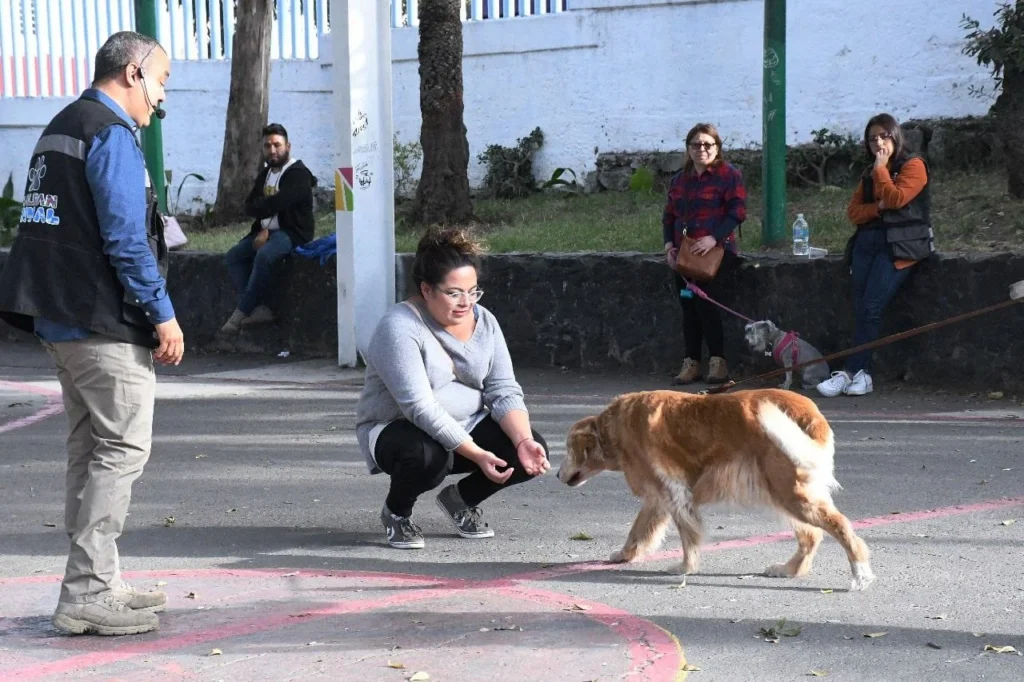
<box><xmin>42</xmin><ymin>335</ymin><xmax>155</xmax><ymax>604</ymax></box>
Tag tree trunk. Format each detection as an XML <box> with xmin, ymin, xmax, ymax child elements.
<box><xmin>994</xmin><ymin>66</ymin><xmax>1024</xmax><ymax>199</ymax></box>
<box><xmin>411</xmin><ymin>0</ymin><xmax>473</xmax><ymax>226</ymax></box>
<box><xmin>212</xmin><ymin>0</ymin><xmax>273</xmax><ymax>223</ymax></box>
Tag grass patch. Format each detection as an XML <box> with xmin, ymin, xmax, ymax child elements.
<box><xmin>179</xmin><ymin>171</ymin><xmax>1024</xmax><ymax>255</ymax></box>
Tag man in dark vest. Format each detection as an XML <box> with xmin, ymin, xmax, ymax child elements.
<box><xmin>0</xmin><ymin>31</ymin><xmax>183</xmax><ymax>636</ymax></box>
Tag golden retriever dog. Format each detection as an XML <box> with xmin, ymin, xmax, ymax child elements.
<box><xmin>557</xmin><ymin>389</ymin><xmax>875</xmax><ymax>591</ymax></box>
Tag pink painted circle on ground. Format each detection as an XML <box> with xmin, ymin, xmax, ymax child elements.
<box><xmin>0</xmin><ymin>569</ymin><xmax>684</xmax><ymax>682</ymax></box>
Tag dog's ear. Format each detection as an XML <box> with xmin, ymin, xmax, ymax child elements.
<box><xmin>567</xmin><ymin>416</ymin><xmax>600</xmax><ymax>459</ymax></box>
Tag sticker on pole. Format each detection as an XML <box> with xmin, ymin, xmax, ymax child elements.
<box><xmin>335</xmin><ymin>167</ymin><xmax>354</xmax><ymax>211</ymax></box>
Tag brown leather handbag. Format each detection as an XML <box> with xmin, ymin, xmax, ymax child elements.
<box><xmin>675</xmin><ymin>230</ymin><xmax>724</xmax><ymax>282</ymax></box>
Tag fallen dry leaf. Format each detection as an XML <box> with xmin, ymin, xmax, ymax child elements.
<box><xmin>492</xmin><ymin>624</ymin><xmax>522</xmax><ymax>631</ymax></box>
<box><xmin>988</xmin><ymin>391</ymin><xmax>1005</xmax><ymax>399</ymax></box>
<box><xmin>156</xmin><ymin>581</ymin><xmax>167</xmax><ymax>587</ymax></box>
<box><xmin>863</xmin><ymin>632</ymin><xmax>888</xmax><ymax>638</ymax></box>
<box><xmin>984</xmin><ymin>644</ymin><xmax>1018</xmax><ymax>654</ymax></box>
<box><xmin>682</xmin><ymin>663</ymin><xmax>702</xmax><ymax>672</ymax></box>
<box><xmin>194</xmin><ymin>454</ymin><xmax>207</xmax><ymax>459</ymax></box>
<box><xmin>163</xmin><ymin>516</ymin><xmax>176</xmax><ymax>527</ymax></box>
<box><xmin>927</xmin><ymin>642</ymin><xmax>943</xmax><ymax>650</ymax></box>
<box><xmin>927</xmin><ymin>614</ymin><xmax>947</xmax><ymax>620</ymax></box>
<box><xmin>282</xmin><ymin>572</ymin><xmax>299</xmax><ymax>577</ymax></box>
<box><xmin>386</xmin><ymin>661</ymin><xmax>406</xmax><ymax>669</ymax></box>
<box><xmin>564</xmin><ymin>603</ymin><xmax>592</xmax><ymax>612</ymax></box>
<box><xmin>43</xmin><ymin>522</ymin><xmax>57</xmax><ymax>528</ymax></box>
<box><xmin>820</xmin><ymin>589</ymin><xmax>833</xmax><ymax>594</ymax></box>
<box><xmin>973</xmin><ymin>632</ymin><xmax>986</xmax><ymax>637</ymax></box>
<box><xmin>409</xmin><ymin>673</ymin><xmax>431</xmax><ymax>681</ymax></box>
<box><xmin>570</xmin><ymin>532</ymin><xmax>593</xmax><ymax>541</ymax></box>
<box><xmin>1000</xmin><ymin>519</ymin><xmax>1016</xmax><ymax>526</ymax></box>
<box><xmin>809</xmin><ymin>671</ymin><xmax>828</xmax><ymax>678</ymax></box>
<box><xmin>185</xmin><ymin>592</ymin><xmax>198</xmax><ymax>599</ymax></box>
<box><xmin>209</xmin><ymin>648</ymin><xmax>222</xmax><ymax>656</ymax></box>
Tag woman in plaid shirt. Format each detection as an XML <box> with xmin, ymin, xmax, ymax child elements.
<box><xmin>662</xmin><ymin>123</ymin><xmax>748</xmax><ymax>385</ymax></box>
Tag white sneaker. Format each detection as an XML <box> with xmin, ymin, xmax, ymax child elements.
<box><xmin>844</xmin><ymin>370</ymin><xmax>873</xmax><ymax>396</ymax></box>
<box><xmin>817</xmin><ymin>371</ymin><xmax>852</xmax><ymax>397</ymax></box>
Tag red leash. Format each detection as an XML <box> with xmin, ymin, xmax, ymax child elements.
<box><xmin>684</xmin><ymin>282</ymin><xmax>756</xmax><ymax>324</ymax></box>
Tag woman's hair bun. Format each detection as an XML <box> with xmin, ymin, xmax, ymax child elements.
<box><xmin>416</xmin><ymin>226</ymin><xmax>484</xmax><ymax>258</ymax></box>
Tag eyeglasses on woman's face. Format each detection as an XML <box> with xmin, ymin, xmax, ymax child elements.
<box><xmin>438</xmin><ymin>287</ymin><xmax>484</xmax><ymax>304</ymax></box>
<box><xmin>867</xmin><ymin>133</ymin><xmax>893</xmax><ymax>144</ymax></box>
<box><xmin>689</xmin><ymin>141</ymin><xmax>716</xmax><ymax>151</ymax></box>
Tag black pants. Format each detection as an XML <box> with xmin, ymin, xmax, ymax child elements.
<box><xmin>674</xmin><ymin>250</ymin><xmax>738</xmax><ymax>360</ymax></box>
<box><xmin>374</xmin><ymin>416</ymin><xmax>549</xmax><ymax>518</ymax></box>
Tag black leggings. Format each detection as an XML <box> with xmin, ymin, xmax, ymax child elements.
<box><xmin>674</xmin><ymin>250</ymin><xmax>738</xmax><ymax>360</ymax></box>
<box><xmin>373</xmin><ymin>416</ymin><xmax>549</xmax><ymax>517</ymax></box>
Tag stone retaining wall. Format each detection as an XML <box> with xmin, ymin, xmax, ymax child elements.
<box><xmin>4</xmin><ymin>249</ymin><xmax>1021</xmax><ymax>392</ymax></box>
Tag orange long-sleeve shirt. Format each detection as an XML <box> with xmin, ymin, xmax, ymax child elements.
<box><xmin>847</xmin><ymin>157</ymin><xmax>929</xmax><ymax>269</ymax></box>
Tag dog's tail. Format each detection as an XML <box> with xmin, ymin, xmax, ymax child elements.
<box><xmin>756</xmin><ymin>398</ymin><xmax>840</xmax><ymax>497</ymax></box>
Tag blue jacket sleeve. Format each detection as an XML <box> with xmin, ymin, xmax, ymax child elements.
<box><xmin>85</xmin><ymin>125</ymin><xmax>176</xmax><ymax>324</ymax></box>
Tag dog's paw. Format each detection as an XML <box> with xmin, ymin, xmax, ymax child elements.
<box><xmin>849</xmin><ymin>563</ymin><xmax>876</xmax><ymax>592</ymax></box>
<box><xmin>777</xmin><ymin>382</ymin><xmax>792</xmax><ymax>391</ymax></box>
<box><xmin>609</xmin><ymin>549</ymin><xmax>637</xmax><ymax>564</ymax></box>
<box><xmin>763</xmin><ymin>562</ymin><xmax>795</xmax><ymax>578</ymax></box>
<box><xmin>667</xmin><ymin>559</ymin><xmax>699</xmax><ymax>575</ymax></box>
<box><xmin>666</xmin><ymin>561</ymin><xmax>689</xmax><ymax>575</ymax></box>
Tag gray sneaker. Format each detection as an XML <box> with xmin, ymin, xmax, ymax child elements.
<box><xmin>380</xmin><ymin>506</ymin><xmax>425</xmax><ymax>549</ymax></box>
<box><xmin>435</xmin><ymin>484</ymin><xmax>494</xmax><ymax>539</ymax></box>
<box><xmin>53</xmin><ymin>594</ymin><xmax>159</xmax><ymax>636</ymax></box>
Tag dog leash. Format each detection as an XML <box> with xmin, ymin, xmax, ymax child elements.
<box><xmin>700</xmin><ymin>294</ymin><xmax>1024</xmax><ymax>395</ymax></box>
<box><xmin>684</xmin><ymin>282</ymin><xmax>756</xmax><ymax>323</ymax></box>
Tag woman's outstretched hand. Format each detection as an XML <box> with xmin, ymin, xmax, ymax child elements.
<box><xmin>517</xmin><ymin>438</ymin><xmax>550</xmax><ymax>476</ymax></box>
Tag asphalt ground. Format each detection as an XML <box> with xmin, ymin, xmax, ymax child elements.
<box><xmin>1</xmin><ymin>341</ymin><xmax>1022</xmax><ymax>681</ymax></box>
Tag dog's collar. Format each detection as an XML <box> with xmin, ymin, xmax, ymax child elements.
<box><xmin>771</xmin><ymin>331</ymin><xmax>800</xmax><ymax>365</ymax></box>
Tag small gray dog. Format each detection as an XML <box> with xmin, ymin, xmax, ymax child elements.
<box><xmin>744</xmin><ymin>320</ymin><xmax>831</xmax><ymax>390</ymax></box>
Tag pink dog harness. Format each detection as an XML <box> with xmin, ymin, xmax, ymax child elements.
<box><xmin>772</xmin><ymin>331</ymin><xmax>800</xmax><ymax>366</ymax></box>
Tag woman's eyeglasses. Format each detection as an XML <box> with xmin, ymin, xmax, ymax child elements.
<box><xmin>867</xmin><ymin>133</ymin><xmax>893</xmax><ymax>144</ymax></box>
<box><xmin>440</xmin><ymin>288</ymin><xmax>484</xmax><ymax>304</ymax></box>
<box><xmin>689</xmin><ymin>142</ymin><xmax>716</xmax><ymax>151</ymax></box>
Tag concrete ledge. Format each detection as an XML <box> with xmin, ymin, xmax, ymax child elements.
<box><xmin>2</xmin><ymin>248</ymin><xmax>1022</xmax><ymax>391</ymax></box>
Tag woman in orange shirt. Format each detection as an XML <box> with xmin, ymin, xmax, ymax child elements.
<box><xmin>817</xmin><ymin>113</ymin><xmax>934</xmax><ymax>398</ymax></box>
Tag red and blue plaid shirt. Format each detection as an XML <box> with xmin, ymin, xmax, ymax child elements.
<box><xmin>661</xmin><ymin>162</ymin><xmax>747</xmax><ymax>253</ymax></box>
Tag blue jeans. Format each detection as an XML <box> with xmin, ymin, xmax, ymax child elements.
<box><xmin>225</xmin><ymin>230</ymin><xmax>294</xmax><ymax>315</ymax></box>
<box><xmin>845</xmin><ymin>229</ymin><xmax>911</xmax><ymax>374</ymax></box>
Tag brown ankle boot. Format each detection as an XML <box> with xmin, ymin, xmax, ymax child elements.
<box><xmin>706</xmin><ymin>356</ymin><xmax>729</xmax><ymax>384</ymax></box>
<box><xmin>673</xmin><ymin>358</ymin><xmax>702</xmax><ymax>385</ymax></box>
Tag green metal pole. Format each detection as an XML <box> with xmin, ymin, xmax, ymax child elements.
<box><xmin>133</xmin><ymin>0</ymin><xmax>167</xmax><ymax>213</ymax></box>
<box><xmin>761</xmin><ymin>0</ymin><xmax>786</xmax><ymax>247</ymax></box>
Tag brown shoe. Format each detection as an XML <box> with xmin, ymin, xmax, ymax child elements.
<box><xmin>706</xmin><ymin>356</ymin><xmax>729</xmax><ymax>384</ymax></box>
<box><xmin>673</xmin><ymin>358</ymin><xmax>702</xmax><ymax>385</ymax></box>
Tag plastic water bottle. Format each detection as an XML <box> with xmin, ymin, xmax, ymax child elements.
<box><xmin>792</xmin><ymin>214</ymin><xmax>810</xmax><ymax>256</ymax></box>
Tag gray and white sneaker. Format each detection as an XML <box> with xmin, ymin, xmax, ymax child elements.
<box><xmin>435</xmin><ymin>484</ymin><xmax>494</xmax><ymax>539</ymax></box>
<box><xmin>380</xmin><ymin>506</ymin><xmax>425</xmax><ymax>549</ymax></box>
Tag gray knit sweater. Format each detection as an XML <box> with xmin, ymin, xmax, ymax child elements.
<box><xmin>355</xmin><ymin>299</ymin><xmax>528</xmax><ymax>474</ymax></box>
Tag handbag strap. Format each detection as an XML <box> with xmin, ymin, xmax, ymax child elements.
<box><xmin>402</xmin><ymin>301</ymin><xmax>457</xmax><ymax>375</ymax></box>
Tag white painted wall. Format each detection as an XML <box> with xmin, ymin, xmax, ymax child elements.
<box><xmin>0</xmin><ymin>0</ymin><xmax>1000</xmax><ymax>209</ymax></box>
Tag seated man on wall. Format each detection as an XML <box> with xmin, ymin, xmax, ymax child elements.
<box><xmin>220</xmin><ymin>123</ymin><xmax>318</xmax><ymax>334</ymax></box>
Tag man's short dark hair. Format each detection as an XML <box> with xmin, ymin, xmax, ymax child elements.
<box><xmin>92</xmin><ymin>31</ymin><xmax>162</xmax><ymax>86</ymax></box>
<box><xmin>262</xmin><ymin>123</ymin><xmax>289</xmax><ymax>141</ymax></box>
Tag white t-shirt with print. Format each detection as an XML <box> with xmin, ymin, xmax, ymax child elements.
<box><xmin>260</xmin><ymin>157</ymin><xmax>298</xmax><ymax>231</ymax></box>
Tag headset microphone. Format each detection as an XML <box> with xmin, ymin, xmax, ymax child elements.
<box><xmin>139</xmin><ymin>69</ymin><xmax>166</xmax><ymax>120</ymax></box>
